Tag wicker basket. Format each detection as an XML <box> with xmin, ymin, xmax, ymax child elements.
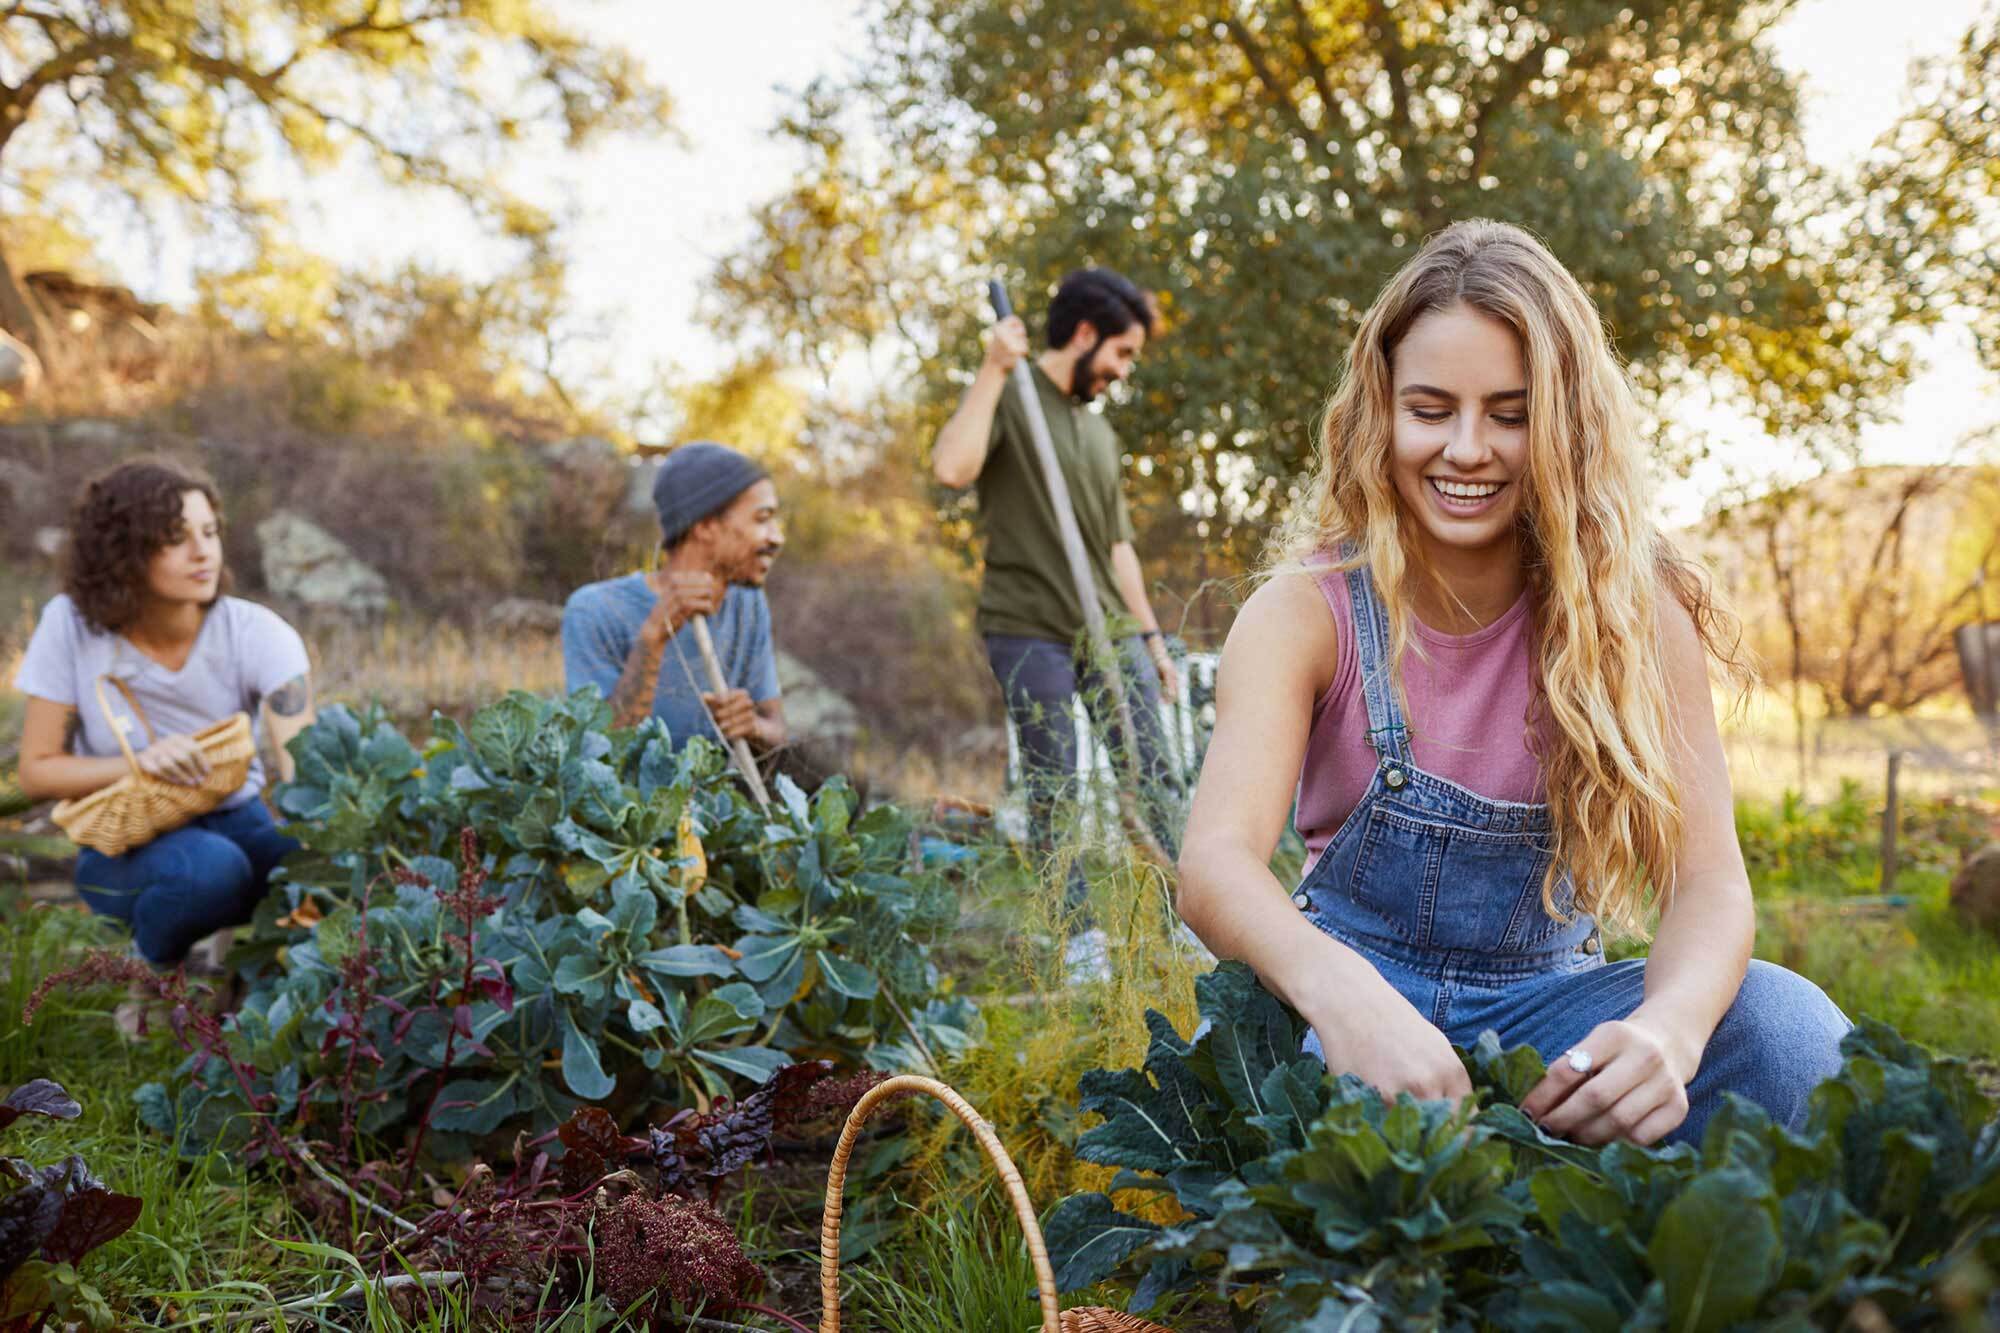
<box><xmin>819</xmin><ymin>1074</ymin><xmax>1174</xmax><ymax>1333</ymax></box>
<box><xmin>50</xmin><ymin>676</ymin><xmax>255</xmax><ymax>857</ymax></box>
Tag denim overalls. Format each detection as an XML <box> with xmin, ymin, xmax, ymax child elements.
<box><xmin>1294</xmin><ymin>565</ymin><xmax>1849</xmax><ymax>1144</ymax></box>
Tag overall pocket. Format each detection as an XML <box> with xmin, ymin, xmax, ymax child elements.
<box><xmin>1349</xmin><ymin>805</ymin><xmax>1555</xmax><ymax>949</ymax></box>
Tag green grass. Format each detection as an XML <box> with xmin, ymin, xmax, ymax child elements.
<box><xmin>1755</xmin><ymin>872</ymin><xmax>2000</xmax><ymax>1060</ymax></box>
<box><xmin>0</xmin><ymin>902</ymin><xmax>317</xmax><ymax>1323</ymax></box>
<box><xmin>1</xmin><ymin>787</ymin><xmax>1996</xmax><ymax>1329</ymax></box>
<box><xmin>1731</xmin><ymin>782</ymin><xmax>2000</xmax><ymax>1062</ymax></box>
<box><xmin>840</xmin><ymin>1186</ymin><xmax>1046</xmax><ymax>1333</ymax></box>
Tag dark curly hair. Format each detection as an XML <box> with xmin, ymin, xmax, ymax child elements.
<box><xmin>63</xmin><ymin>457</ymin><xmax>231</xmax><ymax>634</ymax></box>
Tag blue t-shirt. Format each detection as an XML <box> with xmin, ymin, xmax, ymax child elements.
<box><xmin>560</xmin><ymin>573</ymin><xmax>780</xmax><ymax>749</ymax></box>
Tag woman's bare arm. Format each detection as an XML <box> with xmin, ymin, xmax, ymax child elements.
<box><xmin>1521</xmin><ymin>593</ymin><xmax>1753</xmax><ymax>1144</ymax></box>
<box><xmin>260</xmin><ymin>673</ymin><xmax>317</xmax><ymax>786</ymax></box>
<box><xmin>1178</xmin><ymin>573</ymin><xmax>1473</xmax><ymax>1101</ymax></box>
<box><xmin>17</xmin><ymin>697</ymin><xmax>130</xmax><ymax>799</ymax></box>
<box><xmin>1624</xmin><ymin>596</ymin><xmax>1755</xmax><ymax>1075</ymax></box>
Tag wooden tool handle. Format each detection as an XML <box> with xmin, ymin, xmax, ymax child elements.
<box><xmin>688</xmin><ymin>613</ymin><xmax>772</xmax><ymax>809</ymax></box>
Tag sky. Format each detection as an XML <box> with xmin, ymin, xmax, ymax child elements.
<box><xmin>68</xmin><ymin>0</ymin><xmax>1996</xmax><ymax>517</ymax></box>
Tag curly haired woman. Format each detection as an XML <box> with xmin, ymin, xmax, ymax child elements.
<box><xmin>1177</xmin><ymin>221</ymin><xmax>1849</xmax><ymax>1147</ymax></box>
<box><xmin>15</xmin><ymin>457</ymin><xmax>315</xmax><ymax>968</ymax></box>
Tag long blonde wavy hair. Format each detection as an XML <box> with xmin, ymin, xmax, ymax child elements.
<box><xmin>1276</xmin><ymin>219</ymin><xmax>1748</xmax><ymax>930</ymax></box>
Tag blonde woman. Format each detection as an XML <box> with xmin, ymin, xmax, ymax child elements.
<box><xmin>1178</xmin><ymin>220</ymin><xmax>1847</xmax><ymax>1147</ymax></box>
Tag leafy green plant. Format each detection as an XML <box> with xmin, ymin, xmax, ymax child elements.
<box><xmin>136</xmin><ymin>690</ymin><xmax>976</xmax><ymax>1158</ymax></box>
<box><xmin>1735</xmin><ymin>785</ymin><xmax>1998</xmax><ymax>895</ymax></box>
<box><xmin>1045</xmin><ymin>963</ymin><xmax>2000</xmax><ymax>1330</ymax></box>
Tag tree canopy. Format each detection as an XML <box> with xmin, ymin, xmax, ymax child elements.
<box><xmin>0</xmin><ymin>0</ymin><xmax>669</xmax><ymax>370</ymax></box>
<box><xmin>715</xmin><ymin>0</ymin><xmax>1988</xmax><ymax>575</ymax></box>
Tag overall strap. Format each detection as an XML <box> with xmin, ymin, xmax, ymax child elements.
<box><xmin>1341</xmin><ymin>563</ymin><xmax>1413</xmax><ymax>763</ymax></box>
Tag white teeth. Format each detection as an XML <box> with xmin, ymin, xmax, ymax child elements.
<box><xmin>1431</xmin><ymin>479</ymin><xmax>1502</xmax><ymax>500</ymax></box>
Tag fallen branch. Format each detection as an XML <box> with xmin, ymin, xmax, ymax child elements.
<box><xmin>718</xmin><ymin>1301</ymin><xmax>814</xmax><ymax>1333</ymax></box>
<box><xmin>880</xmin><ymin>987</ymin><xmax>940</xmax><ymax>1075</ymax></box>
<box><xmin>272</xmin><ymin>1269</ymin><xmax>465</xmax><ymax>1315</ymax></box>
<box><xmin>294</xmin><ymin>1141</ymin><xmax>419</xmax><ymax>1235</ymax></box>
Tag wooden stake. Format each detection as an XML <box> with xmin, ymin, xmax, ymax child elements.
<box><xmin>1880</xmin><ymin>748</ymin><xmax>1901</xmax><ymax>894</ymax></box>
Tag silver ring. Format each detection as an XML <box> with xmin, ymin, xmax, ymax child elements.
<box><xmin>1565</xmin><ymin>1048</ymin><xmax>1594</xmax><ymax>1075</ymax></box>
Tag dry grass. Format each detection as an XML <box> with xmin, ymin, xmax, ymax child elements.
<box><xmin>1718</xmin><ymin>686</ymin><xmax>1999</xmax><ymax>804</ymax></box>
<box><xmin>897</xmin><ymin>839</ymin><xmax>1204</xmax><ymax>1210</ymax></box>
<box><xmin>301</xmin><ymin>614</ymin><xmax>566</xmax><ymax>734</ymax></box>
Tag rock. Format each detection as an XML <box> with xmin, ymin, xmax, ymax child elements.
<box><xmin>0</xmin><ymin>457</ymin><xmax>51</xmax><ymax>523</ymax></box>
<box><xmin>776</xmin><ymin>651</ymin><xmax>861</xmax><ymax>745</ymax></box>
<box><xmin>626</xmin><ymin>458</ymin><xmax>663</xmax><ymax>520</ymax></box>
<box><xmin>54</xmin><ymin>418</ymin><xmax>126</xmax><ymax>448</ymax></box>
<box><xmin>0</xmin><ymin>330</ymin><xmax>41</xmax><ymax>395</ymax></box>
<box><xmin>483</xmin><ymin>597</ymin><xmax>566</xmax><ymax>635</ymax></box>
<box><xmin>542</xmin><ymin>435</ymin><xmax>621</xmax><ymax>468</ymax></box>
<box><xmin>1950</xmin><ymin>843</ymin><xmax>2000</xmax><ymax>935</ymax></box>
<box><xmin>256</xmin><ymin>510</ymin><xmax>391</xmax><ymax>615</ymax></box>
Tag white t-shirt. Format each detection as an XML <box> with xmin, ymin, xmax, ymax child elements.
<box><xmin>14</xmin><ymin>595</ymin><xmax>311</xmax><ymax>807</ymax></box>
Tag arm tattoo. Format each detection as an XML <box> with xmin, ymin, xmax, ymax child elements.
<box><xmin>266</xmin><ymin>675</ymin><xmax>311</xmax><ymax>717</ymax></box>
<box><xmin>610</xmin><ymin>634</ymin><xmax>669</xmax><ymax>728</ymax></box>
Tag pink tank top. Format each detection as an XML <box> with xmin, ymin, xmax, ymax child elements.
<box><xmin>1296</xmin><ymin>569</ymin><xmax>1545</xmax><ymax>868</ymax></box>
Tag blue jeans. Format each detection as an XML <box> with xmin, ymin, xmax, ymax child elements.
<box><xmin>985</xmin><ymin>633</ymin><xmax>1182</xmax><ymax>917</ymax></box>
<box><xmin>1294</xmin><ymin>564</ymin><xmax>1848</xmax><ymax>1144</ymax></box>
<box><xmin>74</xmin><ymin>800</ymin><xmax>297</xmax><ymax>966</ymax></box>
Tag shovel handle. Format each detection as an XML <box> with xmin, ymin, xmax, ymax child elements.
<box><xmin>987</xmin><ymin>280</ymin><xmax>1014</xmax><ymax>320</ymax></box>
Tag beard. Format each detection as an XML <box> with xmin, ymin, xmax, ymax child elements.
<box><xmin>729</xmin><ymin>544</ymin><xmax>782</xmax><ymax>586</ymax></box>
<box><xmin>1070</xmin><ymin>338</ymin><xmax>1111</xmax><ymax>403</ymax></box>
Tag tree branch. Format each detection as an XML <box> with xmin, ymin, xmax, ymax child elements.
<box><xmin>1220</xmin><ymin>14</ymin><xmax>1341</xmax><ymax>167</ymax></box>
<box><xmin>1</xmin><ymin>33</ymin><xmax>125</xmax><ymax>124</ymax></box>
<box><xmin>1365</xmin><ymin>0</ymin><xmax>1413</xmax><ymax>137</ymax></box>
<box><xmin>271</xmin><ymin>3</ymin><xmax>448</xmax><ymax>84</ymax></box>
<box><xmin>1466</xmin><ymin>31</ymin><xmax>1557</xmax><ymax>177</ymax></box>
<box><xmin>1283</xmin><ymin>0</ymin><xmax>1347</xmax><ymax>132</ymax></box>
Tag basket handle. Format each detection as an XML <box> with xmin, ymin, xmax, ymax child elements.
<box><xmin>819</xmin><ymin>1073</ymin><xmax>1063</xmax><ymax>1333</ymax></box>
<box><xmin>92</xmin><ymin>675</ymin><xmax>158</xmax><ymax>776</ymax></box>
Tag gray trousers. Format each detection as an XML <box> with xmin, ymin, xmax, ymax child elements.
<box><xmin>984</xmin><ymin>633</ymin><xmax>1183</xmax><ymax>918</ymax></box>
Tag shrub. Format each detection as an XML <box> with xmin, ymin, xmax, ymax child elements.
<box><xmin>134</xmin><ymin>689</ymin><xmax>977</xmax><ymax>1160</ymax></box>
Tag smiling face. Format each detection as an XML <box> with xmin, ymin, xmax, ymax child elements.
<box><xmin>696</xmin><ymin>479</ymin><xmax>784</xmax><ymax>587</ymax></box>
<box><xmin>1070</xmin><ymin>320</ymin><xmax>1145</xmax><ymax>403</ymax></box>
<box><xmin>1389</xmin><ymin>302</ymin><xmax>1530</xmax><ymax>562</ymax></box>
<box><xmin>143</xmin><ymin>489</ymin><xmax>225</xmax><ymax>608</ymax></box>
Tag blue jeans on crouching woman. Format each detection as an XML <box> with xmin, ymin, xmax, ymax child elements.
<box><xmin>1294</xmin><ymin>564</ymin><xmax>1850</xmax><ymax>1144</ymax></box>
<box><xmin>74</xmin><ymin>799</ymin><xmax>297</xmax><ymax>967</ymax></box>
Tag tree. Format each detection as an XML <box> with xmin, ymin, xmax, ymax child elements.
<box><xmin>0</xmin><ymin>0</ymin><xmax>669</xmax><ymax>375</ymax></box>
<box><xmin>1698</xmin><ymin>452</ymin><xmax>2000</xmax><ymax>726</ymax></box>
<box><xmin>715</xmin><ymin>0</ymin><xmax>1928</xmax><ymax>587</ymax></box>
<box><xmin>1852</xmin><ymin>4</ymin><xmax>2000</xmax><ymax>373</ymax></box>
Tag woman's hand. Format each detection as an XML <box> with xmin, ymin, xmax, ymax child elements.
<box><xmin>1520</xmin><ymin>1017</ymin><xmax>1692</xmax><ymax>1146</ymax></box>
<box><xmin>135</xmin><ymin>733</ymin><xmax>212</xmax><ymax>787</ymax></box>
<box><xmin>1306</xmin><ymin>975</ymin><xmax>1474</xmax><ymax>1104</ymax></box>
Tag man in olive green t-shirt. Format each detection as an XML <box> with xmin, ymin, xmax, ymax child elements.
<box><xmin>932</xmin><ymin>268</ymin><xmax>1183</xmax><ymax>941</ymax></box>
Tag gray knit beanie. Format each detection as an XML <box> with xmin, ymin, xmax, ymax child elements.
<box><xmin>651</xmin><ymin>442</ymin><xmax>769</xmax><ymax>547</ymax></box>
